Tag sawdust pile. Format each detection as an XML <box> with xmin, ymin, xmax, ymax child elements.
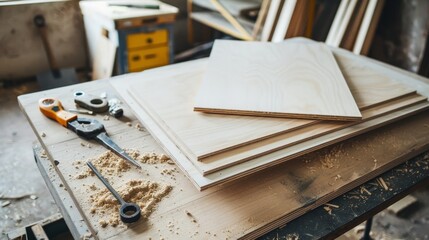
<box><xmin>73</xmin><ymin>150</ymin><xmax>174</xmax><ymax>179</ymax></box>
<box><xmin>319</xmin><ymin>145</ymin><xmax>343</xmax><ymax>169</ymax></box>
<box><xmin>73</xmin><ymin>151</ymin><xmax>131</xmax><ymax>179</ymax></box>
<box><xmin>90</xmin><ymin>180</ymin><xmax>172</xmax><ymax>227</ymax></box>
<box><xmin>127</xmin><ymin>150</ymin><xmax>173</xmax><ymax>164</ymax></box>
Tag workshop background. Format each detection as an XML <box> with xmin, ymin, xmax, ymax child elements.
<box><xmin>1</xmin><ymin>0</ymin><xmax>429</xmax><ymax>239</ymax></box>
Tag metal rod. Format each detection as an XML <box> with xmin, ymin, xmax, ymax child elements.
<box><xmin>86</xmin><ymin>161</ymin><xmax>125</xmax><ymax>205</ymax></box>
<box><xmin>361</xmin><ymin>217</ymin><xmax>373</xmax><ymax>240</ymax></box>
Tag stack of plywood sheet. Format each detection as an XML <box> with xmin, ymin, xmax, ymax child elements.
<box><xmin>113</xmin><ymin>39</ymin><xmax>429</xmax><ymax>190</ymax></box>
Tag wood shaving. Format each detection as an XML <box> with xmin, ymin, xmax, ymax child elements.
<box><xmin>40</xmin><ymin>150</ymin><xmax>47</xmax><ymax>158</ymax></box>
<box><xmin>324</xmin><ymin>203</ymin><xmax>339</xmax><ymax>208</ymax></box>
<box><xmin>90</xmin><ymin>180</ymin><xmax>172</xmax><ymax>227</ymax></box>
<box><xmin>1</xmin><ymin>201</ymin><xmax>11</xmax><ymax>207</ymax></box>
<box><xmin>324</xmin><ymin>206</ymin><xmax>332</xmax><ymax>215</ymax></box>
<box><xmin>377</xmin><ymin>177</ymin><xmax>389</xmax><ymax>190</ymax></box>
<box><xmin>184</xmin><ymin>210</ymin><xmax>198</xmax><ymax>223</ymax></box>
<box><xmin>286</xmin><ymin>233</ymin><xmax>300</xmax><ymax>240</ymax></box>
<box><xmin>360</xmin><ymin>186</ymin><xmax>372</xmax><ymax>195</ymax></box>
<box><xmin>135</xmin><ymin>123</ymin><xmax>144</xmax><ymax>131</ymax></box>
<box><xmin>80</xmin><ymin>142</ymin><xmax>92</xmax><ymax>148</ymax></box>
<box><xmin>103</xmin><ymin>115</ymin><xmax>110</xmax><ymax>121</ymax></box>
<box><xmin>126</xmin><ymin>122</ymin><xmax>132</xmax><ymax>127</ymax></box>
<box><xmin>41</xmin><ymin>132</ymin><xmax>46</xmax><ymax>137</ymax></box>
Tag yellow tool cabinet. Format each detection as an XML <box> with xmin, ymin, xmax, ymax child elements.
<box><xmin>126</xmin><ymin>29</ymin><xmax>169</xmax><ymax>72</ymax></box>
<box><xmin>80</xmin><ymin>1</ymin><xmax>178</xmax><ymax>74</ymax></box>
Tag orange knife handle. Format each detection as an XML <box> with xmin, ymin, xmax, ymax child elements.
<box><xmin>38</xmin><ymin>98</ymin><xmax>77</xmax><ymax>127</ymax></box>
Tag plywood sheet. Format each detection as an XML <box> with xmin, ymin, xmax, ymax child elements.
<box><xmin>128</xmin><ymin>71</ymin><xmax>419</xmax><ymax>176</ymax></box>
<box><xmin>116</xmin><ymin>41</ymin><xmax>428</xmax><ymax>189</ymax></box>
<box><xmin>127</xmin><ymin>43</ymin><xmax>415</xmax><ymax>165</ymax></box>
<box><xmin>114</xmin><ymin>77</ymin><xmax>429</xmax><ymax>191</ymax></box>
<box><xmin>195</xmin><ymin>94</ymin><xmax>426</xmax><ymax>175</ymax></box>
<box><xmin>194</xmin><ymin>40</ymin><xmax>362</xmax><ymax>121</ymax></box>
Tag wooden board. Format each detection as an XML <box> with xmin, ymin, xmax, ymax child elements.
<box><xmin>271</xmin><ymin>0</ymin><xmax>297</xmax><ymax>42</ymax></box>
<box><xmin>331</xmin><ymin>0</ymin><xmax>357</xmax><ymax>47</ymax></box>
<box><xmin>352</xmin><ymin>0</ymin><xmax>384</xmax><ymax>55</ymax></box>
<box><xmin>260</xmin><ymin>0</ymin><xmax>284</xmax><ymax>41</ymax></box>
<box><xmin>340</xmin><ymin>0</ymin><xmax>369</xmax><ymax>50</ymax></box>
<box><xmin>284</xmin><ymin>0</ymin><xmax>307</xmax><ymax>38</ymax></box>
<box><xmin>127</xmin><ymin>41</ymin><xmax>415</xmax><ymax>166</ymax></box>
<box><xmin>18</xmin><ymin>79</ymin><xmax>429</xmax><ymax>239</ymax></box>
<box><xmin>123</xmin><ymin>76</ymin><xmax>429</xmax><ymax>190</ymax></box>
<box><xmin>210</xmin><ymin>0</ymin><xmax>252</xmax><ymax>39</ymax></box>
<box><xmin>359</xmin><ymin>0</ymin><xmax>385</xmax><ymax>55</ymax></box>
<box><xmin>194</xmin><ymin>40</ymin><xmax>361</xmax><ymax>120</ymax></box>
<box><xmin>193</xmin><ymin>94</ymin><xmax>426</xmax><ymax>175</ymax></box>
<box><xmin>252</xmin><ymin>0</ymin><xmax>271</xmax><ymax>39</ymax></box>
<box><xmin>326</xmin><ymin>0</ymin><xmax>349</xmax><ymax>45</ymax></box>
<box><xmin>190</xmin><ymin>11</ymin><xmax>254</xmax><ymax>40</ymax></box>
<box><xmin>114</xmin><ymin>41</ymin><xmax>429</xmax><ymax>190</ymax></box>
<box><xmin>129</xmin><ymin>62</ymin><xmax>315</xmax><ymax>161</ymax></box>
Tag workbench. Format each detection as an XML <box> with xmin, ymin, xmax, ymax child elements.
<box><xmin>18</xmin><ymin>52</ymin><xmax>429</xmax><ymax>239</ymax></box>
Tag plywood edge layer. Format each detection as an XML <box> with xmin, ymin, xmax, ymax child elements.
<box><xmin>198</xmin><ymin>94</ymin><xmax>428</xmax><ymax>175</ymax></box>
<box><xmin>199</xmin><ymin>103</ymin><xmax>429</xmax><ymax>190</ymax></box>
<box><xmin>193</xmin><ymin>107</ymin><xmax>363</xmax><ymax>121</ymax></box>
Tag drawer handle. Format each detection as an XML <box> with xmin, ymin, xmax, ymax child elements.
<box><xmin>132</xmin><ymin>55</ymin><xmax>141</xmax><ymax>61</ymax></box>
<box><xmin>146</xmin><ymin>38</ymin><xmax>153</xmax><ymax>44</ymax></box>
<box><xmin>142</xmin><ymin>18</ymin><xmax>157</xmax><ymax>24</ymax></box>
<box><xmin>145</xmin><ymin>54</ymin><xmax>156</xmax><ymax>59</ymax></box>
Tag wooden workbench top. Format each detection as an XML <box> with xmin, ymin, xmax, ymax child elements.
<box><xmin>18</xmin><ymin>61</ymin><xmax>429</xmax><ymax>239</ymax></box>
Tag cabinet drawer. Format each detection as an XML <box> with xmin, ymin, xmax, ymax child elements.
<box><xmin>126</xmin><ymin>29</ymin><xmax>168</xmax><ymax>49</ymax></box>
<box><xmin>128</xmin><ymin>46</ymin><xmax>169</xmax><ymax>72</ymax></box>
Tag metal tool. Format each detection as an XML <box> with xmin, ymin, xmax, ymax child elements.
<box><xmin>87</xmin><ymin>162</ymin><xmax>141</xmax><ymax>223</ymax></box>
<box><xmin>38</xmin><ymin>98</ymin><xmax>141</xmax><ymax>169</ymax></box>
<box><xmin>68</xmin><ymin>108</ymin><xmax>94</xmax><ymax>115</ymax></box>
<box><xmin>74</xmin><ymin>91</ymin><xmax>109</xmax><ymax>113</ymax></box>
<box><xmin>108</xmin><ymin>3</ymin><xmax>160</xmax><ymax>9</ymax></box>
<box><xmin>108</xmin><ymin>98</ymin><xmax>124</xmax><ymax>118</ymax></box>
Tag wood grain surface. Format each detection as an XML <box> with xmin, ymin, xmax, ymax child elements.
<box><xmin>124</xmin><ymin>78</ymin><xmax>428</xmax><ymax>190</ymax></box>
<box><xmin>114</xmin><ymin>40</ymin><xmax>428</xmax><ymax>189</ymax></box>
<box><xmin>126</xmin><ymin>40</ymin><xmax>415</xmax><ymax>167</ymax></box>
<box><xmin>194</xmin><ymin>40</ymin><xmax>362</xmax><ymax>120</ymax></box>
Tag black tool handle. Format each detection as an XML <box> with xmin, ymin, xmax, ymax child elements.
<box><xmin>34</xmin><ymin>14</ymin><xmax>58</xmax><ymax>70</ymax></box>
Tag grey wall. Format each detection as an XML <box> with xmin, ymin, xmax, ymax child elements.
<box><xmin>0</xmin><ymin>0</ymin><xmax>87</xmax><ymax>80</ymax></box>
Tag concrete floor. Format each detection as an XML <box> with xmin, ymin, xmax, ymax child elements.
<box><xmin>0</xmin><ymin>80</ymin><xmax>428</xmax><ymax>239</ymax></box>
<box><xmin>0</xmin><ymin>81</ymin><xmax>59</xmax><ymax>237</ymax></box>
